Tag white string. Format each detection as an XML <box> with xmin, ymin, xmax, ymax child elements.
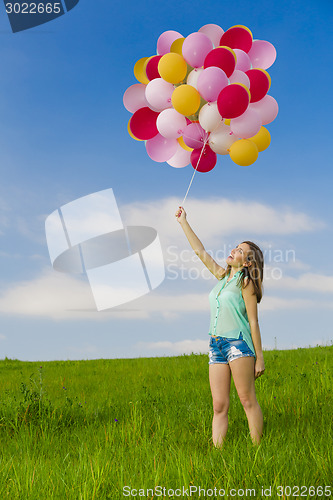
<box><xmin>181</xmin><ymin>139</ymin><xmax>206</xmax><ymax>206</ymax></box>
<box><xmin>180</xmin><ymin>114</ymin><xmax>226</xmax><ymax>207</ymax></box>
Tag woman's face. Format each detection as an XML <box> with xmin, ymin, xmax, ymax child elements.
<box><xmin>226</xmin><ymin>243</ymin><xmax>252</xmax><ymax>268</ymax></box>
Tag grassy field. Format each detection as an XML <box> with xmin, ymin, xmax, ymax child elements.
<box><xmin>0</xmin><ymin>346</ymin><xmax>331</xmax><ymax>499</ymax></box>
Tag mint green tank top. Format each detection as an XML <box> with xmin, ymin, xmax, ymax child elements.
<box><xmin>208</xmin><ymin>269</ymin><xmax>255</xmax><ymax>357</ymax></box>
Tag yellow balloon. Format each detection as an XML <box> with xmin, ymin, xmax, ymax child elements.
<box><xmin>224</xmin><ymin>119</ymin><xmax>231</xmax><ymax>126</ymax></box>
<box><xmin>158</xmin><ymin>53</ymin><xmax>187</xmax><ymax>84</ymax></box>
<box><xmin>134</xmin><ymin>57</ymin><xmax>149</xmax><ymax>84</ymax></box>
<box><xmin>172</xmin><ymin>84</ymin><xmax>201</xmax><ymax>116</ymax></box>
<box><xmin>229</xmin><ymin>139</ymin><xmax>258</xmax><ymax>166</ymax></box>
<box><xmin>143</xmin><ymin>56</ymin><xmax>155</xmax><ymax>75</ymax></box>
<box><xmin>170</xmin><ymin>37</ymin><xmax>185</xmax><ymax>55</ymax></box>
<box><xmin>249</xmin><ymin>126</ymin><xmax>271</xmax><ymax>152</ymax></box>
<box><xmin>178</xmin><ymin>136</ymin><xmax>193</xmax><ymax>152</ymax></box>
<box><xmin>128</xmin><ymin>118</ymin><xmax>143</xmax><ymax>142</ymax></box>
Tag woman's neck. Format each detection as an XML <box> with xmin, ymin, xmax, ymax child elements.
<box><xmin>228</xmin><ymin>266</ymin><xmax>242</xmax><ymax>279</ymax></box>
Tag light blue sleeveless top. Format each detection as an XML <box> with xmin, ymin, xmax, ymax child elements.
<box><xmin>208</xmin><ymin>269</ymin><xmax>255</xmax><ymax>356</ymax></box>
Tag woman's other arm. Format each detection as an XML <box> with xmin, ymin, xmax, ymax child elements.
<box><xmin>242</xmin><ymin>279</ymin><xmax>265</xmax><ymax>379</ymax></box>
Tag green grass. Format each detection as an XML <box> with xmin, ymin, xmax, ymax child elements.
<box><xmin>0</xmin><ymin>346</ymin><xmax>332</xmax><ymax>499</ymax></box>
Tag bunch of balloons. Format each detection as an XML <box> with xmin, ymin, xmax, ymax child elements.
<box><xmin>123</xmin><ymin>24</ymin><xmax>278</xmax><ymax>172</ymax></box>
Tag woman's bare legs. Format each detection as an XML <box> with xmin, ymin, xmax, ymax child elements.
<box><xmin>229</xmin><ymin>356</ymin><xmax>263</xmax><ymax>445</ymax></box>
<box><xmin>209</xmin><ymin>363</ymin><xmax>231</xmax><ymax>447</ymax></box>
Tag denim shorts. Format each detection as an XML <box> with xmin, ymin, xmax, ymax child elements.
<box><xmin>208</xmin><ymin>332</ymin><xmax>255</xmax><ymax>365</ymax></box>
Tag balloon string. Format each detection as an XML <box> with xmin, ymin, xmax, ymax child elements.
<box><xmin>181</xmin><ymin>138</ymin><xmax>207</xmax><ymax>206</ymax></box>
<box><xmin>181</xmin><ymin>114</ymin><xmax>225</xmax><ymax>206</ymax></box>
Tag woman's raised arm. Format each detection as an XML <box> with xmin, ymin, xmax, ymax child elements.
<box><xmin>175</xmin><ymin>206</ymin><xmax>225</xmax><ymax>280</ymax></box>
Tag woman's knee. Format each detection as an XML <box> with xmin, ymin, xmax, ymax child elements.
<box><xmin>238</xmin><ymin>393</ymin><xmax>257</xmax><ymax>411</ymax></box>
<box><xmin>213</xmin><ymin>398</ymin><xmax>229</xmax><ymax>415</ymax></box>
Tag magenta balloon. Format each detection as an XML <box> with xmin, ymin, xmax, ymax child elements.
<box><xmin>183</xmin><ymin>122</ymin><xmax>209</xmax><ymax>149</ymax></box>
<box><xmin>157</xmin><ymin>108</ymin><xmax>187</xmax><ymax>139</ymax></box>
<box><xmin>198</xmin><ymin>24</ymin><xmax>224</xmax><ymax>47</ymax></box>
<box><xmin>249</xmin><ymin>95</ymin><xmax>279</xmax><ymax>125</ymax></box>
<box><xmin>182</xmin><ymin>32</ymin><xmax>213</xmax><ymax>68</ymax></box>
<box><xmin>229</xmin><ymin>70</ymin><xmax>250</xmax><ymax>87</ymax></box>
<box><xmin>123</xmin><ymin>84</ymin><xmax>148</xmax><ymax>113</ymax></box>
<box><xmin>233</xmin><ymin>49</ymin><xmax>252</xmax><ymax>72</ymax></box>
<box><xmin>146</xmin><ymin>133</ymin><xmax>178</xmax><ymax>162</ymax></box>
<box><xmin>145</xmin><ymin>78</ymin><xmax>174</xmax><ymax>111</ymax></box>
<box><xmin>248</xmin><ymin>40</ymin><xmax>277</xmax><ymax>70</ymax></box>
<box><xmin>230</xmin><ymin>108</ymin><xmax>262</xmax><ymax>138</ymax></box>
<box><xmin>157</xmin><ymin>30</ymin><xmax>183</xmax><ymax>55</ymax></box>
<box><xmin>167</xmin><ymin>145</ymin><xmax>191</xmax><ymax>168</ymax></box>
<box><xmin>191</xmin><ymin>144</ymin><xmax>217</xmax><ymax>172</ymax></box>
<box><xmin>130</xmin><ymin>107</ymin><xmax>159</xmax><ymax>140</ymax></box>
<box><xmin>197</xmin><ymin>67</ymin><xmax>228</xmax><ymax>102</ymax></box>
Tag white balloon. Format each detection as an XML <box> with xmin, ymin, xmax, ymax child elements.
<box><xmin>156</xmin><ymin>108</ymin><xmax>187</xmax><ymax>139</ymax></box>
<box><xmin>145</xmin><ymin>78</ymin><xmax>174</xmax><ymax>111</ymax></box>
<box><xmin>209</xmin><ymin>124</ymin><xmax>238</xmax><ymax>155</ymax></box>
<box><xmin>187</xmin><ymin>68</ymin><xmax>204</xmax><ymax>90</ymax></box>
<box><xmin>199</xmin><ymin>102</ymin><xmax>222</xmax><ymax>132</ymax></box>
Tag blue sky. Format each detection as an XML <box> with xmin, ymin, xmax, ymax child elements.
<box><xmin>0</xmin><ymin>0</ymin><xmax>332</xmax><ymax>361</ymax></box>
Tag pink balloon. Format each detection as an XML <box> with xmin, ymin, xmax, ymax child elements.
<box><xmin>157</xmin><ymin>109</ymin><xmax>187</xmax><ymax>139</ymax></box>
<box><xmin>198</xmin><ymin>24</ymin><xmax>224</xmax><ymax>47</ymax></box>
<box><xmin>229</xmin><ymin>70</ymin><xmax>250</xmax><ymax>87</ymax></box>
<box><xmin>248</xmin><ymin>40</ymin><xmax>277</xmax><ymax>70</ymax></box>
<box><xmin>182</xmin><ymin>32</ymin><xmax>213</xmax><ymax>68</ymax></box>
<box><xmin>230</xmin><ymin>108</ymin><xmax>262</xmax><ymax>138</ymax></box>
<box><xmin>167</xmin><ymin>144</ymin><xmax>191</xmax><ymax>168</ymax></box>
<box><xmin>233</xmin><ymin>49</ymin><xmax>252</xmax><ymax>72</ymax></box>
<box><xmin>197</xmin><ymin>67</ymin><xmax>228</xmax><ymax>102</ymax></box>
<box><xmin>157</xmin><ymin>30</ymin><xmax>183</xmax><ymax>55</ymax></box>
<box><xmin>249</xmin><ymin>95</ymin><xmax>278</xmax><ymax>125</ymax></box>
<box><xmin>183</xmin><ymin>122</ymin><xmax>209</xmax><ymax>149</ymax></box>
<box><xmin>146</xmin><ymin>133</ymin><xmax>178</xmax><ymax>162</ymax></box>
<box><xmin>145</xmin><ymin>78</ymin><xmax>174</xmax><ymax>111</ymax></box>
<box><xmin>123</xmin><ymin>84</ymin><xmax>148</xmax><ymax>113</ymax></box>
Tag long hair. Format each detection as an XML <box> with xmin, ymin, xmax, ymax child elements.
<box><xmin>221</xmin><ymin>241</ymin><xmax>264</xmax><ymax>303</ymax></box>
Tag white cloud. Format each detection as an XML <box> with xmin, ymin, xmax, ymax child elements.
<box><xmin>136</xmin><ymin>339</ymin><xmax>209</xmax><ymax>356</ymax></box>
<box><xmin>260</xmin><ymin>295</ymin><xmax>333</xmax><ymax>311</ymax></box>
<box><xmin>120</xmin><ymin>196</ymin><xmax>325</xmax><ymax>248</ymax></box>
<box><xmin>0</xmin><ymin>193</ymin><xmax>328</xmax><ymax>321</ymax></box>
<box><xmin>0</xmin><ymin>269</ymin><xmax>151</xmax><ymax>321</ymax></box>
<box><xmin>2</xmin><ymin>265</ymin><xmax>332</xmax><ymax>320</ymax></box>
<box><xmin>265</xmin><ymin>273</ymin><xmax>333</xmax><ymax>293</ymax></box>
<box><xmin>0</xmin><ymin>269</ymin><xmax>210</xmax><ymax>320</ymax></box>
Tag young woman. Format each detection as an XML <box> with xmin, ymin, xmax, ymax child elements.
<box><xmin>175</xmin><ymin>206</ymin><xmax>265</xmax><ymax>447</ymax></box>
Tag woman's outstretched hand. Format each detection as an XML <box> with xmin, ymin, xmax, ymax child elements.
<box><xmin>175</xmin><ymin>206</ymin><xmax>187</xmax><ymax>224</ymax></box>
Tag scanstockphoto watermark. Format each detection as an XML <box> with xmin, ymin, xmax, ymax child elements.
<box><xmin>123</xmin><ymin>485</ymin><xmax>332</xmax><ymax>498</ymax></box>
<box><xmin>166</xmin><ymin>244</ymin><xmax>296</xmax><ymax>281</ymax></box>
<box><xmin>123</xmin><ymin>485</ymin><xmax>257</xmax><ymax>497</ymax></box>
